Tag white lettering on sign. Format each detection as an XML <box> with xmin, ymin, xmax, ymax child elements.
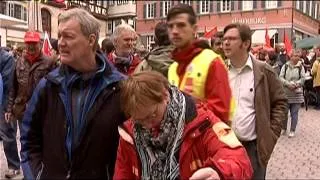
<box><xmin>232</xmin><ymin>17</ymin><xmax>266</xmax><ymax>24</ymax></box>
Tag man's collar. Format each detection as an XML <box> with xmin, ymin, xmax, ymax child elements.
<box><xmin>228</xmin><ymin>54</ymin><xmax>253</xmax><ymax>70</ymax></box>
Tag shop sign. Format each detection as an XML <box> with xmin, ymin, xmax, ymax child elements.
<box><xmin>232</xmin><ymin>17</ymin><xmax>266</xmax><ymax>24</ymax></box>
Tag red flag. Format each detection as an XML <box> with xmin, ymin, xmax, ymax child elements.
<box><xmin>203</xmin><ymin>26</ymin><xmax>218</xmax><ymax>39</ymax></box>
<box><xmin>42</xmin><ymin>32</ymin><xmax>52</xmax><ymax>56</ymax></box>
<box><xmin>265</xmin><ymin>27</ymin><xmax>271</xmax><ymax>48</ymax></box>
<box><xmin>284</xmin><ymin>31</ymin><xmax>292</xmax><ymax>55</ymax></box>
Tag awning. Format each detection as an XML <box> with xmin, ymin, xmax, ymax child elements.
<box><xmin>252</xmin><ymin>29</ymin><xmax>277</xmax><ymax>44</ymax></box>
<box><xmin>0</xmin><ymin>14</ymin><xmax>26</xmax><ymax>28</ymax></box>
<box><xmin>295</xmin><ymin>36</ymin><xmax>320</xmax><ymax>49</ymax></box>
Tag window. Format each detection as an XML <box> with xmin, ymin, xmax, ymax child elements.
<box><xmin>8</xmin><ymin>3</ymin><xmax>14</xmax><ymax>17</ymax></box>
<box><xmin>117</xmin><ymin>0</ymin><xmax>128</xmax><ymax>5</ymax></box>
<box><xmin>162</xmin><ymin>1</ymin><xmax>171</xmax><ymax>17</ymax></box>
<box><xmin>146</xmin><ymin>35</ymin><xmax>154</xmax><ymax>51</ymax></box>
<box><xmin>23</xmin><ymin>7</ymin><xmax>27</xmax><ymax>21</ymax></box>
<box><xmin>4</xmin><ymin>2</ymin><xmax>26</xmax><ymax>21</ymax></box>
<box><xmin>146</xmin><ymin>3</ymin><xmax>155</xmax><ymax>19</ymax></box>
<box><xmin>0</xmin><ymin>1</ymin><xmax>6</xmax><ymax>15</ymax></box>
<box><xmin>14</xmin><ymin>4</ymin><xmax>21</xmax><ymax>19</ymax></box>
<box><xmin>242</xmin><ymin>1</ymin><xmax>253</xmax><ymax>11</ymax></box>
<box><xmin>41</xmin><ymin>8</ymin><xmax>51</xmax><ymax>37</ymax></box>
<box><xmin>108</xmin><ymin>21</ymin><xmax>113</xmax><ymax>33</ymax></box>
<box><xmin>221</xmin><ymin>0</ymin><xmax>231</xmax><ymax>12</ymax></box>
<box><xmin>180</xmin><ymin>0</ymin><xmax>191</xmax><ymax>6</ymax></box>
<box><xmin>265</xmin><ymin>1</ymin><xmax>278</xmax><ymax>9</ymax></box>
<box><xmin>200</xmin><ymin>0</ymin><xmax>209</xmax><ymax>14</ymax></box>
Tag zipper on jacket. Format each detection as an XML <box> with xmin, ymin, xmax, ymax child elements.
<box><xmin>36</xmin><ymin>162</ymin><xmax>44</xmax><ymax>180</ymax></box>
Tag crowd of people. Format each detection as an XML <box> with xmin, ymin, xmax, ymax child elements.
<box><xmin>0</xmin><ymin>4</ymin><xmax>319</xmax><ymax>180</ymax></box>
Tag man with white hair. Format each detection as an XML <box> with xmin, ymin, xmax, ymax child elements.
<box><xmin>108</xmin><ymin>24</ymin><xmax>141</xmax><ymax>75</ymax></box>
<box><xmin>20</xmin><ymin>8</ymin><xmax>126</xmax><ymax>179</ymax></box>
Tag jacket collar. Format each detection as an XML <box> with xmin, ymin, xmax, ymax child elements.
<box><xmin>47</xmin><ymin>52</ymin><xmax>125</xmax><ymax>86</ymax></box>
<box><xmin>251</xmin><ymin>54</ymin><xmax>265</xmax><ymax>89</ymax></box>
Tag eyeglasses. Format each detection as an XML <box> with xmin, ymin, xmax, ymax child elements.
<box><xmin>222</xmin><ymin>36</ymin><xmax>241</xmax><ymax>42</ymax></box>
<box><xmin>133</xmin><ymin>104</ymin><xmax>159</xmax><ymax>124</ymax></box>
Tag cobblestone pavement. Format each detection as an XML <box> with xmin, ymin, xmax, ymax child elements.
<box><xmin>1</xmin><ymin>108</ymin><xmax>319</xmax><ymax>179</ymax></box>
<box><xmin>267</xmin><ymin>108</ymin><xmax>320</xmax><ymax>179</ymax></box>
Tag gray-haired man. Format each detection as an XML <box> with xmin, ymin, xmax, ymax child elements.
<box><xmin>20</xmin><ymin>8</ymin><xmax>126</xmax><ymax>179</ymax></box>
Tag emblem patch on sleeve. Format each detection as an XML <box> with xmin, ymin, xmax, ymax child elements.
<box><xmin>212</xmin><ymin>122</ymin><xmax>242</xmax><ymax>148</ymax></box>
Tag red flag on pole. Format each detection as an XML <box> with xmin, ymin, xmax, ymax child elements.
<box><xmin>204</xmin><ymin>26</ymin><xmax>208</xmax><ymax>35</ymax></box>
<box><xmin>42</xmin><ymin>31</ymin><xmax>52</xmax><ymax>56</ymax></box>
<box><xmin>265</xmin><ymin>27</ymin><xmax>271</xmax><ymax>48</ymax></box>
<box><xmin>203</xmin><ymin>26</ymin><xmax>218</xmax><ymax>39</ymax></box>
<box><xmin>284</xmin><ymin>30</ymin><xmax>292</xmax><ymax>55</ymax></box>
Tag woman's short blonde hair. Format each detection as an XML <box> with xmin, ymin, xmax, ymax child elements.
<box><xmin>120</xmin><ymin>71</ymin><xmax>169</xmax><ymax>116</ymax></box>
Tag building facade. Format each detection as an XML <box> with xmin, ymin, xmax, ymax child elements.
<box><xmin>136</xmin><ymin>0</ymin><xmax>320</xmax><ymax>51</ymax></box>
<box><xmin>0</xmin><ymin>1</ymin><xmax>28</xmax><ymax>47</ymax></box>
<box><xmin>106</xmin><ymin>0</ymin><xmax>136</xmax><ymax>36</ymax></box>
<box><xmin>42</xmin><ymin>0</ymin><xmax>110</xmax><ymax>41</ymax></box>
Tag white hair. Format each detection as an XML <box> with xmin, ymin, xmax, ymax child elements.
<box><xmin>111</xmin><ymin>24</ymin><xmax>136</xmax><ymax>44</ymax></box>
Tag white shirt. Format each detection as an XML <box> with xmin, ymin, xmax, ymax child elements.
<box><xmin>228</xmin><ymin>55</ymin><xmax>256</xmax><ymax>141</ymax></box>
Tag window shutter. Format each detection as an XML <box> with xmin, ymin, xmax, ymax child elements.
<box><xmin>217</xmin><ymin>1</ymin><xmax>221</xmax><ymax>12</ymax></box>
<box><xmin>143</xmin><ymin>4</ymin><xmax>146</xmax><ymax>19</ymax></box>
<box><xmin>160</xmin><ymin>1</ymin><xmax>163</xmax><ymax>17</ymax></box>
<box><xmin>196</xmin><ymin>1</ymin><xmax>200</xmax><ymax>14</ymax></box>
<box><xmin>238</xmin><ymin>1</ymin><xmax>242</xmax><ymax>10</ymax></box>
<box><xmin>153</xmin><ymin>2</ymin><xmax>157</xmax><ymax>18</ymax></box>
<box><xmin>277</xmin><ymin>0</ymin><xmax>282</xmax><ymax>7</ymax></box>
<box><xmin>231</xmin><ymin>1</ymin><xmax>235</xmax><ymax>11</ymax></box>
<box><xmin>261</xmin><ymin>1</ymin><xmax>265</xmax><ymax>8</ymax></box>
<box><xmin>253</xmin><ymin>1</ymin><xmax>257</xmax><ymax>9</ymax></box>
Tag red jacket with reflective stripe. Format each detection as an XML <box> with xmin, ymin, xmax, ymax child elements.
<box><xmin>171</xmin><ymin>41</ymin><xmax>232</xmax><ymax>122</ymax></box>
<box><xmin>113</xmin><ymin>104</ymin><xmax>253</xmax><ymax>180</ymax></box>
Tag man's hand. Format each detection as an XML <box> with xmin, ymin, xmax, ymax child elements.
<box><xmin>4</xmin><ymin>112</ymin><xmax>13</xmax><ymax>123</ymax></box>
<box><xmin>189</xmin><ymin>167</ymin><xmax>220</xmax><ymax>180</ymax></box>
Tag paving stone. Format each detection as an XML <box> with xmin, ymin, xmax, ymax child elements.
<box><xmin>266</xmin><ymin>108</ymin><xmax>320</xmax><ymax>179</ymax></box>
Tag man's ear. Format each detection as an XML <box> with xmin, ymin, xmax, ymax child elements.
<box><xmin>88</xmin><ymin>34</ymin><xmax>97</xmax><ymax>48</ymax></box>
<box><xmin>192</xmin><ymin>24</ymin><xmax>198</xmax><ymax>38</ymax></box>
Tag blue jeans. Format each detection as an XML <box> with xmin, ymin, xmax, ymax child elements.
<box><xmin>0</xmin><ymin>117</ymin><xmax>20</xmax><ymax>170</ymax></box>
<box><xmin>283</xmin><ymin>103</ymin><xmax>300</xmax><ymax>132</ymax></box>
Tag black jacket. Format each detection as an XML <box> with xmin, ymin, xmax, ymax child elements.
<box><xmin>20</xmin><ymin>52</ymin><xmax>126</xmax><ymax>179</ymax></box>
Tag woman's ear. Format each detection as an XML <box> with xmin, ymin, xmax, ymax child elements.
<box><xmin>163</xmin><ymin>89</ymin><xmax>170</xmax><ymax>104</ymax></box>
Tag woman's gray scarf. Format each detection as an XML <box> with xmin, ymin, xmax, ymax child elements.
<box><xmin>134</xmin><ymin>86</ymin><xmax>186</xmax><ymax>180</ymax></box>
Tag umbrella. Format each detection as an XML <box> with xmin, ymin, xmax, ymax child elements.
<box><xmin>295</xmin><ymin>36</ymin><xmax>320</xmax><ymax>49</ymax></box>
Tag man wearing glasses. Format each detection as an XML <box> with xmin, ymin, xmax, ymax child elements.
<box><xmin>223</xmin><ymin>23</ymin><xmax>287</xmax><ymax>179</ymax></box>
